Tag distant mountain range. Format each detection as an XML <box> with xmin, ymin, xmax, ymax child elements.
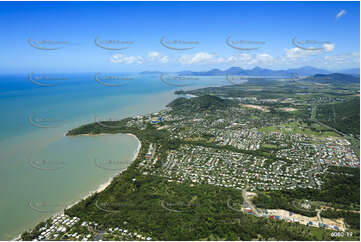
<box><xmin>338</xmin><ymin>68</ymin><xmax>360</xmax><ymax>75</ymax></box>
<box><xmin>303</xmin><ymin>73</ymin><xmax>360</xmax><ymax>84</ymax></box>
<box><xmin>177</xmin><ymin>66</ymin><xmax>360</xmax><ymax>77</ymax></box>
<box><xmin>139</xmin><ymin>66</ymin><xmax>360</xmax><ymax>77</ymax></box>
<box><xmin>138</xmin><ymin>71</ymin><xmax>164</xmax><ymax>75</ymax></box>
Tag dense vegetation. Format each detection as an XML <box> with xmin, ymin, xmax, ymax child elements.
<box><xmin>254</xmin><ymin>166</ymin><xmax>360</xmax><ymax>230</ymax></box>
<box><xmin>317</xmin><ymin>97</ymin><xmax>360</xmax><ymax>137</ymax></box>
<box><xmin>253</xmin><ymin>192</ymin><xmax>317</xmax><ymax>217</ymax></box>
<box><xmin>304</xmin><ymin>73</ymin><xmax>360</xmax><ymax>84</ymax></box>
<box><xmin>166</xmin><ymin>94</ymin><xmax>238</xmax><ymax>112</ymax></box>
<box><xmin>294</xmin><ymin>166</ymin><xmax>360</xmax><ymax>207</ymax></box>
<box><xmin>321</xmin><ymin>209</ymin><xmax>360</xmax><ymax>230</ymax></box>
<box><xmin>260</xmin><ymin>166</ymin><xmax>359</xmax><ymax>208</ymax></box>
<box><xmin>21</xmin><ymin>220</ymin><xmax>50</xmax><ymax>241</ymax></box>
<box><xmin>175</xmin><ymin>75</ymin><xmax>359</xmax><ymax>100</ymax></box>
<box><xmin>63</xmin><ymin>119</ymin><xmax>360</xmax><ymax>240</ymax></box>
<box><xmin>65</xmin><ymin>167</ymin><xmax>347</xmax><ymax>241</ymax></box>
<box><xmin>27</xmin><ymin>90</ymin><xmax>360</xmax><ymax>241</ymax></box>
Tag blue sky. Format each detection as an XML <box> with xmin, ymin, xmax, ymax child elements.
<box><xmin>0</xmin><ymin>1</ymin><xmax>359</xmax><ymax>73</ymax></box>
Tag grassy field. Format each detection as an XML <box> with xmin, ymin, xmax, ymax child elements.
<box><xmin>261</xmin><ymin>143</ymin><xmax>279</xmax><ymax>149</ymax></box>
<box><xmin>260</xmin><ymin>121</ymin><xmax>341</xmax><ymax>138</ymax></box>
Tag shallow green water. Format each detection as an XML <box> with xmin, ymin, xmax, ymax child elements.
<box><xmin>0</xmin><ymin>74</ymin><xmax>227</xmax><ymax>239</ymax></box>
<box><xmin>0</xmin><ymin>132</ymin><xmax>138</xmax><ymax>240</ymax></box>
<box><xmin>0</xmin><ymin>90</ymin><xmax>178</xmax><ymax>240</ymax></box>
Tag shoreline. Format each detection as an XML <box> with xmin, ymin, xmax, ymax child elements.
<box><xmin>66</xmin><ymin>133</ymin><xmax>141</xmax><ymax>208</ymax></box>
<box><xmin>13</xmin><ymin>133</ymin><xmax>142</xmax><ymax>241</ymax></box>
<box><xmin>12</xmin><ymin>90</ymin><xmax>176</xmax><ymax>241</ymax></box>
<box><xmin>64</xmin><ymin>133</ymin><xmax>108</xmax><ymax>137</ymax></box>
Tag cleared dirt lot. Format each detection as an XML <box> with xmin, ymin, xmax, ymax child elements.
<box><xmin>265</xmin><ymin>209</ymin><xmax>345</xmax><ymax>231</ymax></box>
<box><xmin>279</xmin><ymin>107</ymin><xmax>298</xmax><ymax>112</ymax></box>
<box><xmin>241</xmin><ymin>104</ymin><xmax>270</xmax><ymax>112</ymax></box>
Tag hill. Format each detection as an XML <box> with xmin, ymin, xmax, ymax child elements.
<box><xmin>286</xmin><ymin>66</ymin><xmax>331</xmax><ymax>75</ymax></box>
<box><xmin>317</xmin><ymin>97</ymin><xmax>360</xmax><ymax>136</ymax></box>
<box><xmin>176</xmin><ymin>66</ymin><xmax>331</xmax><ymax>77</ymax></box>
<box><xmin>303</xmin><ymin>73</ymin><xmax>360</xmax><ymax>84</ymax></box>
<box><xmin>339</xmin><ymin>68</ymin><xmax>360</xmax><ymax>76</ymax></box>
<box><xmin>167</xmin><ymin>95</ymin><xmax>237</xmax><ymax>112</ymax></box>
<box><xmin>139</xmin><ymin>71</ymin><xmax>163</xmax><ymax>75</ymax></box>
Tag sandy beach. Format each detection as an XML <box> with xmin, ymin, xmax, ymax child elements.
<box><xmin>13</xmin><ymin>133</ymin><xmax>142</xmax><ymax>241</ymax></box>
<box><xmin>64</xmin><ymin>133</ymin><xmax>108</xmax><ymax>137</ymax></box>
<box><xmin>66</xmin><ymin>133</ymin><xmax>141</xmax><ymax>208</ymax></box>
<box><xmin>94</xmin><ymin>133</ymin><xmax>141</xmax><ymax>193</ymax></box>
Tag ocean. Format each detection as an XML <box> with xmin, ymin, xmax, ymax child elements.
<box><xmin>0</xmin><ymin>73</ymin><xmax>229</xmax><ymax>240</ymax></box>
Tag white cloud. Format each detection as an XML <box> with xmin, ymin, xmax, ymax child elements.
<box><xmin>148</xmin><ymin>51</ymin><xmax>161</xmax><ymax>60</ymax></box>
<box><xmin>217</xmin><ymin>57</ymin><xmax>225</xmax><ymax>63</ymax></box>
<box><xmin>159</xmin><ymin>56</ymin><xmax>169</xmax><ymax>64</ymax></box>
<box><xmin>323</xmin><ymin>52</ymin><xmax>360</xmax><ymax>65</ymax></box>
<box><xmin>323</xmin><ymin>43</ymin><xmax>335</xmax><ymax>52</ymax></box>
<box><xmin>255</xmin><ymin>53</ymin><xmax>274</xmax><ymax>62</ymax></box>
<box><xmin>336</xmin><ymin>10</ymin><xmax>347</xmax><ymax>19</ymax></box>
<box><xmin>226</xmin><ymin>53</ymin><xmax>252</xmax><ymax>63</ymax></box>
<box><xmin>110</xmin><ymin>53</ymin><xmax>143</xmax><ymax>64</ymax></box>
<box><xmin>284</xmin><ymin>43</ymin><xmax>335</xmax><ymax>59</ymax></box>
<box><xmin>216</xmin><ymin>49</ymin><xmax>357</xmax><ymax>70</ymax></box>
<box><xmin>147</xmin><ymin>51</ymin><xmax>169</xmax><ymax>63</ymax></box>
<box><xmin>108</xmin><ymin>48</ymin><xmax>357</xmax><ymax>71</ymax></box>
<box><xmin>179</xmin><ymin>52</ymin><xmax>220</xmax><ymax>65</ymax></box>
<box><xmin>224</xmin><ymin>53</ymin><xmax>274</xmax><ymax>66</ymax></box>
<box><xmin>271</xmin><ymin>51</ymin><xmax>359</xmax><ymax>70</ymax></box>
<box><xmin>284</xmin><ymin>47</ymin><xmax>311</xmax><ymax>59</ymax></box>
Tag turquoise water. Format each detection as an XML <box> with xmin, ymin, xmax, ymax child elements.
<box><xmin>0</xmin><ymin>74</ymin><xmax>228</xmax><ymax>240</ymax></box>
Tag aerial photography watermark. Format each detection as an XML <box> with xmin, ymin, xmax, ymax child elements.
<box><xmin>95</xmin><ymin>200</ymin><xmax>142</xmax><ymax>213</ymax></box>
<box><xmin>226</xmin><ymin>199</ymin><xmax>244</xmax><ymax>212</ymax></box>
<box><xmin>94</xmin><ymin>73</ymin><xmax>132</xmax><ymax>87</ymax></box>
<box><xmin>226</xmin><ymin>36</ymin><xmax>265</xmax><ymax>51</ymax></box>
<box><xmin>160</xmin><ymin>73</ymin><xmax>198</xmax><ymax>87</ymax></box>
<box><xmin>160</xmin><ymin>36</ymin><xmax>199</xmax><ymax>50</ymax></box>
<box><xmin>160</xmin><ymin>199</ymin><xmax>200</xmax><ymax>213</ymax></box>
<box><xmin>28</xmin><ymin>201</ymin><xmax>69</xmax><ymax>213</ymax></box>
<box><xmin>225</xmin><ymin>75</ymin><xmax>252</xmax><ymax>85</ymax></box>
<box><xmin>94</xmin><ymin>199</ymin><xmax>200</xmax><ymax>214</ymax></box>
<box><xmin>28</xmin><ymin>38</ymin><xmax>70</xmax><ymax>50</ymax></box>
<box><xmin>92</xmin><ymin>198</ymin><xmax>254</xmax><ymax>223</ymax></box>
<box><xmin>290</xmin><ymin>72</ymin><xmax>300</xmax><ymax>81</ymax></box>
<box><xmin>94</xmin><ymin>115</ymin><xmax>123</xmax><ymax>129</ymax></box>
<box><xmin>28</xmin><ymin>114</ymin><xmax>65</xmax><ymax>128</ymax></box>
<box><xmin>28</xmin><ymin>72</ymin><xmax>67</xmax><ymax>87</ymax></box>
<box><xmin>226</xmin><ymin>73</ymin><xmax>300</xmax><ymax>85</ymax></box>
<box><xmin>28</xmin><ymin>159</ymin><xmax>66</xmax><ymax>171</ymax></box>
<box><xmin>308</xmin><ymin>75</ymin><xmax>334</xmax><ymax>81</ymax></box>
<box><xmin>225</xmin><ymin>75</ymin><xmax>273</xmax><ymax>85</ymax></box>
<box><xmin>292</xmin><ymin>37</ymin><xmax>332</xmax><ymax>51</ymax></box>
<box><xmin>94</xmin><ymin>158</ymin><xmax>126</xmax><ymax>171</ymax></box>
<box><xmin>94</xmin><ymin>37</ymin><xmax>134</xmax><ymax>50</ymax></box>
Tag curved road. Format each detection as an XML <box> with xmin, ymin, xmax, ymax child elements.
<box><xmin>242</xmin><ymin>187</ymin><xmax>260</xmax><ymax>216</ymax></box>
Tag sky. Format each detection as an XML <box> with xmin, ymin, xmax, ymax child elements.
<box><xmin>0</xmin><ymin>1</ymin><xmax>359</xmax><ymax>73</ymax></box>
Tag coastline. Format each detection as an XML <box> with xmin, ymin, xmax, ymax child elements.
<box><xmin>11</xmin><ymin>89</ymin><xmax>177</xmax><ymax>241</ymax></box>
<box><xmin>13</xmin><ymin>133</ymin><xmax>142</xmax><ymax>241</ymax></box>
<box><xmin>64</xmin><ymin>133</ymin><xmax>108</xmax><ymax>137</ymax></box>
<box><xmin>66</xmin><ymin>133</ymin><xmax>141</xmax><ymax>208</ymax></box>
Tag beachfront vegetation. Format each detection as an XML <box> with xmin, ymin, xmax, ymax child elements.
<box><xmin>22</xmin><ymin>77</ymin><xmax>360</xmax><ymax>241</ymax></box>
